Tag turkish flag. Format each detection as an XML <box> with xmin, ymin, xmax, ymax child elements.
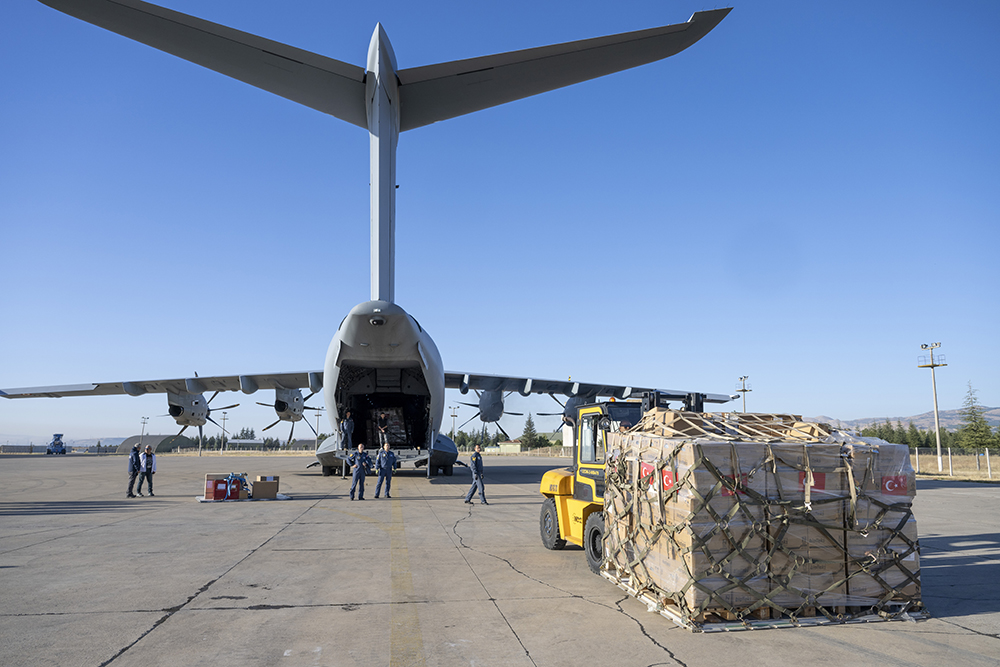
<box><xmin>640</xmin><ymin>462</ymin><xmax>675</xmax><ymax>492</ymax></box>
<box><xmin>882</xmin><ymin>475</ymin><xmax>908</xmax><ymax>495</ymax></box>
<box><xmin>798</xmin><ymin>471</ymin><xmax>826</xmax><ymax>490</ymax></box>
<box><xmin>722</xmin><ymin>473</ymin><xmax>749</xmax><ymax>497</ymax></box>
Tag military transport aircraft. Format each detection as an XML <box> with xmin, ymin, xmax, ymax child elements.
<box><xmin>1</xmin><ymin>0</ymin><xmax>734</xmax><ymax>477</ymax></box>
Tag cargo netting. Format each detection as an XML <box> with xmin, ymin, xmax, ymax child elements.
<box><xmin>604</xmin><ymin>408</ymin><xmax>923</xmax><ymax>631</ymax></box>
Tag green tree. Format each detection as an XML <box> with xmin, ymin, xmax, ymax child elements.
<box><xmin>957</xmin><ymin>382</ymin><xmax>993</xmax><ymax>451</ymax></box>
<box><xmin>521</xmin><ymin>413</ymin><xmax>538</xmax><ymax>446</ymax></box>
<box><xmin>235</xmin><ymin>427</ymin><xmax>256</xmax><ymax>440</ymax></box>
<box><xmin>906</xmin><ymin>422</ymin><xmax>922</xmax><ymax>449</ymax></box>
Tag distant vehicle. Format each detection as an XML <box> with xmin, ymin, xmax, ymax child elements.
<box><xmin>46</xmin><ymin>434</ymin><xmax>67</xmax><ymax>455</ymax></box>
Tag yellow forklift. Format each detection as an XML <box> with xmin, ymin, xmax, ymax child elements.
<box><xmin>538</xmin><ymin>392</ymin><xmax>705</xmax><ymax>572</ymax></box>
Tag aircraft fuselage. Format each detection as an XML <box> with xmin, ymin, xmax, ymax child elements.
<box><xmin>319</xmin><ymin>300</ymin><xmax>455</xmax><ymax>471</ymax></box>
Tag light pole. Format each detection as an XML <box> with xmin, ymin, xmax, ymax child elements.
<box><xmin>449</xmin><ymin>405</ymin><xmax>458</xmax><ymax>438</ymax></box>
<box><xmin>736</xmin><ymin>376</ymin><xmax>751</xmax><ymax>413</ymax></box>
<box><xmin>139</xmin><ymin>416</ymin><xmax>149</xmax><ymax>449</ymax></box>
<box><xmin>220</xmin><ymin>412</ymin><xmax>228</xmax><ymax>451</ymax></box>
<box><xmin>918</xmin><ymin>343</ymin><xmax>947</xmax><ymax>472</ymax></box>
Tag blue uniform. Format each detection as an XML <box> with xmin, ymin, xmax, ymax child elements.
<box><xmin>348</xmin><ymin>450</ymin><xmax>373</xmax><ymax>500</ymax></box>
<box><xmin>374</xmin><ymin>449</ymin><xmax>397</xmax><ymax>498</ymax></box>
<box><xmin>341</xmin><ymin>416</ymin><xmax>354</xmax><ymax>450</ymax></box>
<box><xmin>464</xmin><ymin>451</ymin><xmax>487</xmax><ymax>504</ymax></box>
<box><xmin>126</xmin><ymin>445</ymin><xmax>141</xmax><ymax>497</ymax></box>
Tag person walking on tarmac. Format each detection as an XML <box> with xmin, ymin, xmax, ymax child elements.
<box><xmin>464</xmin><ymin>443</ymin><xmax>488</xmax><ymax>505</ymax></box>
<box><xmin>341</xmin><ymin>410</ymin><xmax>354</xmax><ymax>450</ymax></box>
<box><xmin>348</xmin><ymin>443</ymin><xmax>373</xmax><ymax>500</ymax></box>
<box><xmin>126</xmin><ymin>443</ymin><xmax>141</xmax><ymax>498</ymax></box>
<box><xmin>374</xmin><ymin>442</ymin><xmax>397</xmax><ymax>499</ymax></box>
<box><xmin>136</xmin><ymin>445</ymin><xmax>157</xmax><ymax>497</ymax></box>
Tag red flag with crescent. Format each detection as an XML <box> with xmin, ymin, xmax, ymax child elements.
<box><xmin>640</xmin><ymin>462</ymin><xmax>675</xmax><ymax>492</ymax></box>
<box><xmin>882</xmin><ymin>475</ymin><xmax>907</xmax><ymax>495</ymax></box>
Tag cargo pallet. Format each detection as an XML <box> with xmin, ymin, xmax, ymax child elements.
<box><xmin>600</xmin><ymin>569</ymin><xmax>929</xmax><ymax>633</ymax></box>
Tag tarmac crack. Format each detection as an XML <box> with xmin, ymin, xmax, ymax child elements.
<box><xmin>99</xmin><ymin>493</ymin><xmax>331</xmax><ymax>665</ymax></box>
<box><xmin>934</xmin><ymin>617</ymin><xmax>1000</xmax><ymax>640</ymax></box>
<box><xmin>610</xmin><ymin>595</ymin><xmax>687</xmax><ymax>667</ymax></box>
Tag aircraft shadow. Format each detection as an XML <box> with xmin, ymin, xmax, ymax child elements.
<box><xmin>919</xmin><ymin>531</ymin><xmax>1000</xmax><ymax>619</ymax></box>
<box><xmin>0</xmin><ymin>500</ymin><xmax>142</xmax><ymax>516</ymax></box>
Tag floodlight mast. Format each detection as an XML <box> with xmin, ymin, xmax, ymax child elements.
<box><xmin>918</xmin><ymin>343</ymin><xmax>946</xmax><ymax>472</ymax></box>
<box><xmin>736</xmin><ymin>376</ymin><xmax>751</xmax><ymax>413</ymax></box>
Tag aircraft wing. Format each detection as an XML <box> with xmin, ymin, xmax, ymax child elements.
<box><xmin>39</xmin><ymin>0</ymin><xmax>368</xmax><ymax>128</ymax></box>
<box><xmin>0</xmin><ymin>371</ymin><xmax>322</xmax><ymax>399</ymax></box>
<box><xmin>398</xmin><ymin>8</ymin><xmax>731</xmax><ymax>131</ymax></box>
<box><xmin>444</xmin><ymin>372</ymin><xmax>735</xmax><ymax>405</ymax></box>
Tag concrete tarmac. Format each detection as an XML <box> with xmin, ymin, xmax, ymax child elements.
<box><xmin>1</xmin><ymin>453</ymin><xmax>998</xmax><ymax>667</ymax></box>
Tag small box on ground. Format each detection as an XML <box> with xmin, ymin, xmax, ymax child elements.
<box><xmin>252</xmin><ymin>476</ymin><xmax>279</xmax><ymax>499</ymax></box>
<box><xmin>205</xmin><ymin>473</ymin><xmax>248</xmax><ymax>500</ymax></box>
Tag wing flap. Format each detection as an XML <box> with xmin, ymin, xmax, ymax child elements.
<box><xmin>41</xmin><ymin>0</ymin><xmax>367</xmax><ymax>127</ymax></box>
<box><xmin>398</xmin><ymin>9</ymin><xmax>730</xmax><ymax>131</ymax></box>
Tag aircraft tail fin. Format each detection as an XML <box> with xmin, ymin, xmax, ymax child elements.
<box><xmin>397</xmin><ymin>8</ymin><xmax>731</xmax><ymax>131</ymax></box>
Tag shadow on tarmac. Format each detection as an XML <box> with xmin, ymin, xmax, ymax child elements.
<box><xmin>920</xmin><ymin>532</ymin><xmax>1000</xmax><ymax>619</ymax></box>
<box><xmin>0</xmin><ymin>500</ymin><xmax>145</xmax><ymax>516</ymax></box>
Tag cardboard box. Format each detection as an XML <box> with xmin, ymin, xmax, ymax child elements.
<box><xmin>252</xmin><ymin>481</ymin><xmax>279</xmax><ymax>499</ymax></box>
<box><xmin>256</xmin><ymin>475</ymin><xmax>280</xmax><ymax>483</ymax></box>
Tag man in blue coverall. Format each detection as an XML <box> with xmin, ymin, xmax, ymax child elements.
<box><xmin>464</xmin><ymin>443</ymin><xmax>488</xmax><ymax>505</ymax></box>
<box><xmin>348</xmin><ymin>443</ymin><xmax>373</xmax><ymax>500</ymax></box>
<box><xmin>340</xmin><ymin>411</ymin><xmax>354</xmax><ymax>450</ymax></box>
<box><xmin>374</xmin><ymin>442</ymin><xmax>397</xmax><ymax>499</ymax></box>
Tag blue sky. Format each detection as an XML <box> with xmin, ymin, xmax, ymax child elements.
<box><xmin>2</xmin><ymin>0</ymin><xmax>998</xmax><ymax>443</ymax></box>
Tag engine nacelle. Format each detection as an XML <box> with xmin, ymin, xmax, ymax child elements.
<box><xmin>166</xmin><ymin>391</ymin><xmax>208</xmax><ymax>427</ymax></box>
<box><xmin>478</xmin><ymin>390</ymin><xmax>505</xmax><ymax>423</ymax></box>
<box><xmin>273</xmin><ymin>387</ymin><xmax>305</xmax><ymax>422</ymax></box>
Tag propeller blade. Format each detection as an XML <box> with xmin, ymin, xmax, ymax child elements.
<box><xmin>198</xmin><ymin>424</ymin><xmax>204</xmax><ymax>451</ymax></box>
<box><xmin>176</xmin><ymin>424</ymin><xmax>188</xmax><ymax>437</ymax></box>
<box><xmin>287</xmin><ymin>421</ymin><xmax>295</xmax><ymax>447</ymax></box>
<box><xmin>256</xmin><ymin>402</ymin><xmax>275</xmax><ymax>408</ymax></box>
<box><xmin>536</xmin><ymin>412</ymin><xmax>563</xmax><ymax>416</ymax></box>
<box><xmin>207</xmin><ymin>390</ymin><xmax>219</xmax><ymax>404</ymax></box>
<box><xmin>457</xmin><ymin>401</ymin><xmax>478</xmax><ymax>408</ymax></box>
<box><xmin>304</xmin><ymin>416</ymin><xmax>319</xmax><ymax>437</ymax></box>
<box><xmin>503</xmin><ymin>411</ymin><xmax>524</xmax><ymax>416</ymax></box>
<box><xmin>262</xmin><ymin>419</ymin><xmax>281</xmax><ymax>432</ymax></box>
<box><xmin>547</xmin><ymin>393</ymin><xmax>566</xmax><ymax>408</ymax></box>
<box><xmin>303</xmin><ymin>391</ymin><xmax>318</xmax><ymax>403</ymax></box>
<box><xmin>496</xmin><ymin>423</ymin><xmax>511</xmax><ymax>440</ymax></box>
<box><xmin>458</xmin><ymin>412</ymin><xmax>481</xmax><ymax>430</ymax></box>
<box><xmin>213</xmin><ymin>403</ymin><xmax>240</xmax><ymax>411</ymax></box>
<box><xmin>302</xmin><ymin>405</ymin><xmax>324</xmax><ymax>411</ymax></box>
<box><xmin>206</xmin><ymin>415</ymin><xmax>224</xmax><ymax>432</ymax></box>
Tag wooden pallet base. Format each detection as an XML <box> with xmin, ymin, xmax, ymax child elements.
<box><xmin>600</xmin><ymin>570</ymin><xmax>928</xmax><ymax>633</ymax></box>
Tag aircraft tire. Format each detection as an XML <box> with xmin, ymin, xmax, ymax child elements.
<box><xmin>584</xmin><ymin>512</ymin><xmax>604</xmax><ymax>573</ymax></box>
<box><xmin>443</xmin><ymin>465</ymin><xmax>453</xmax><ymax>476</ymax></box>
<box><xmin>322</xmin><ymin>465</ymin><xmax>333</xmax><ymax>477</ymax></box>
<box><xmin>540</xmin><ymin>498</ymin><xmax>566</xmax><ymax>550</ymax></box>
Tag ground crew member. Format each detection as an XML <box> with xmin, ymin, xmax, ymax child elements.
<box><xmin>374</xmin><ymin>442</ymin><xmax>397</xmax><ymax>499</ymax></box>
<box><xmin>126</xmin><ymin>443</ymin><xmax>141</xmax><ymax>498</ymax></box>
<box><xmin>348</xmin><ymin>443</ymin><xmax>372</xmax><ymax>500</ymax></box>
<box><xmin>341</xmin><ymin>411</ymin><xmax>354</xmax><ymax>450</ymax></box>
<box><xmin>464</xmin><ymin>443</ymin><xmax>488</xmax><ymax>505</ymax></box>
<box><xmin>377</xmin><ymin>412</ymin><xmax>389</xmax><ymax>446</ymax></box>
<box><xmin>136</xmin><ymin>445</ymin><xmax>156</xmax><ymax>497</ymax></box>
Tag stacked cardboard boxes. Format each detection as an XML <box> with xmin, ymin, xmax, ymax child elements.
<box><xmin>204</xmin><ymin>473</ymin><xmax>247</xmax><ymax>500</ymax></box>
<box><xmin>604</xmin><ymin>412</ymin><xmax>921</xmax><ymax>626</ymax></box>
<box><xmin>252</xmin><ymin>475</ymin><xmax>280</xmax><ymax>499</ymax></box>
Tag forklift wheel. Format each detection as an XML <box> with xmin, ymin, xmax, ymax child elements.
<box><xmin>584</xmin><ymin>512</ymin><xmax>604</xmax><ymax>573</ymax></box>
<box><xmin>540</xmin><ymin>498</ymin><xmax>566</xmax><ymax>550</ymax></box>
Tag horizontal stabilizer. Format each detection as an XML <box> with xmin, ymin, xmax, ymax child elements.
<box><xmin>398</xmin><ymin>9</ymin><xmax>731</xmax><ymax>131</ymax></box>
<box><xmin>40</xmin><ymin>0</ymin><xmax>367</xmax><ymax>127</ymax></box>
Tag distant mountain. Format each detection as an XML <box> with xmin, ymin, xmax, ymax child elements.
<box><xmin>808</xmin><ymin>407</ymin><xmax>1000</xmax><ymax>432</ymax></box>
